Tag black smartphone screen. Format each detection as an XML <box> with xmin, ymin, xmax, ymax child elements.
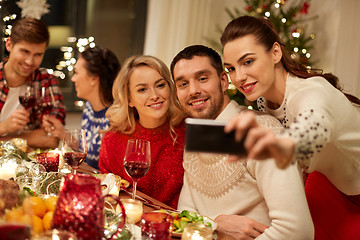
<box><xmin>185</xmin><ymin>118</ymin><xmax>247</xmax><ymax>155</ymax></box>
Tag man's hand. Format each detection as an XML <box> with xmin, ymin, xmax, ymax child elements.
<box><xmin>0</xmin><ymin>109</ymin><xmax>30</xmax><ymax>135</ymax></box>
<box><xmin>215</xmin><ymin>214</ymin><xmax>268</xmax><ymax>240</ymax></box>
<box><xmin>42</xmin><ymin>115</ymin><xmax>65</xmax><ymax>139</ymax></box>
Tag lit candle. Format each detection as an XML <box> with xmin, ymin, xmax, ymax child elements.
<box><xmin>181</xmin><ymin>223</ymin><xmax>213</xmax><ymax>240</ymax></box>
<box><xmin>118</xmin><ymin>198</ymin><xmax>143</xmax><ymax>223</ymax></box>
<box><xmin>36</xmin><ymin>151</ymin><xmax>60</xmax><ymax>172</ymax></box>
<box><xmin>0</xmin><ymin>161</ymin><xmax>18</xmax><ymax>179</ymax></box>
<box><xmin>52</xmin><ymin>148</ymin><xmax>64</xmax><ymax>169</ymax></box>
<box><xmin>109</xmin><ymin>184</ymin><xmax>119</xmax><ymax>196</ymax></box>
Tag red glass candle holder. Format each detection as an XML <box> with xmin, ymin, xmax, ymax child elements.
<box><xmin>140</xmin><ymin>212</ymin><xmax>173</xmax><ymax>240</ymax></box>
<box><xmin>52</xmin><ymin>174</ymin><xmax>126</xmax><ymax>240</ymax></box>
<box><xmin>36</xmin><ymin>152</ymin><xmax>60</xmax><ymax>172</ymax></box>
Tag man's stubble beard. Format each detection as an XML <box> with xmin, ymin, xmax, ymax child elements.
<box><xmin>186</xmin><ymin>94</ymin><xmax>224</xmax><ymax>120</ymax></box>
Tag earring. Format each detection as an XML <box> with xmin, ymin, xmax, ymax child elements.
<box><xmin>91</xmin><ymin>82</ymin><xmax>95</xmax><ymax>86</ymax></box>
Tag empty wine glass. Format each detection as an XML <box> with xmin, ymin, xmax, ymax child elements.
<box><xmin>62</xmin><ymin>129</ymin><xmax>87</xmax><ymax>174</ymax></box>
<box><xmin>123</xmin><ymin>139</ymin><xmax>151</xmax><ymax>199</ymax></box>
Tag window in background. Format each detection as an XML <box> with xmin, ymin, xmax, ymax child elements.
<box><xmin>1</xmin><ymin>0</ymin><xmax>147</xmax><ymax>112</ymax></box>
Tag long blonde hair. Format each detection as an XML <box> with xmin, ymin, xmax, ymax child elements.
<box><xmin>106</xmin><ymin>55</ymin><xmax>185</xmax><ymax>141</ymax></box>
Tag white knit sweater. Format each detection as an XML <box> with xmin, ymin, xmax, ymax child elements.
<box><xmin>178</xmin><ymin>101</ymin><xmax>314</xmax><ymax>240</ymax></box>
<box><xmin>258</xmin><ymin>74</ymin><xmax>360</xmax><ymax>195</ymax></box>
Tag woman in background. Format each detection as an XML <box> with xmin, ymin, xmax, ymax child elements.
<box><xmin>99</xmin><ymin>55</ymin><xmax>185</xmax><ymax>208</ymax></box>
<box><xmin>44</xmin><ymin>46</ymin><xmax>120</xmax><ymax>169</ymax></box>
<box><xmin>221</xmin><ymin>15</ymin><xmax>360</xmax><ymax>239</ymax></box>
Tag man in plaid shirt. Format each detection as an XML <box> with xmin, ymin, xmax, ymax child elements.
<box><xmin>0</xmin><ymin>18</ymin><xmax>65</xmax><ymax>149</ymax></box>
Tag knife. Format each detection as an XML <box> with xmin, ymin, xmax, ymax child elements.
<box><xmin>120</xmin><ymin>187</ymin><xmax>175</xmax><ymax>211</ymax></box>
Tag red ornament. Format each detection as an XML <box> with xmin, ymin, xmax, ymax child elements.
<box><xmin>300</xmin><ymin>2</ymin><xmax>310</xmax><ymax>15</ymax></box>
<box><xmin>246</xmin><ymin>5</ymin><xmax>252</xmax><ymax>12</ymax></box>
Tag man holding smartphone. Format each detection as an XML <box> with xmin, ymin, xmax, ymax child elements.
<box><xmin>170</xmin><ymin>45</ymin><xmax>313</xmax><ymax>240</ymax></box>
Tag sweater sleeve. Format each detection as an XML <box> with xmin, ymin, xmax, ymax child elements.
<box><xmin>279</xmin><ymin>77</ymin><xmax>335</xmax><ymax>170</ymax></box>
<box><xmin>247</xmin><ymin>160</ymin><xmax>314</xmax><ymax>240</ymax></box>
<box><xmin>283</xmin><ymin>97</ymin><xmax>332</xmax><ymax>169</ymax></box>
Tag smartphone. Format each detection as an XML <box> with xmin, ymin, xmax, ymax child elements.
<box><xmin>185</xmin><ymin>118</ymin><xmax>247</xmax><ymax>155</ymax></box>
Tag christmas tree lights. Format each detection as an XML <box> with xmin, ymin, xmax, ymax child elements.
<box><xmin>226</xmin><ymin>0</ymin><xmax>317</xmax><ymax>67</ymax></box>
<box><xmin>214</xmin><ymin>0</ymin><xmax>318</xmax><ymax>107</ymax></box>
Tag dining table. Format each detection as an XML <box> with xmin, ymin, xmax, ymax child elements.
<box><xmin>0</xmin><ymin>142</ymin><xmax>216</xmax><ymax>239</ymax></box>
<box><xmin>77</xmin><ymin>163</ymin><xmax>181</xmax><ymax>239</ymax></box>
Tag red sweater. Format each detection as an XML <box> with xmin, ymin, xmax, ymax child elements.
<box><xmin>99</xmin><ymin>121</ymin><xmax>185</xmax><ymax>209</ymax></box>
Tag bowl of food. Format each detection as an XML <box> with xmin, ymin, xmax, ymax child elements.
<box><xmin>156</xmin><ymin>210</ymin><xmax>216</xmax><ymax>238</ymax></box>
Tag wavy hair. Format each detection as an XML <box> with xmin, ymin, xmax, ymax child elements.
<box><xmin>221</xmin><ymin>16</ymin><xmax>360</xmax><ymax>105</ymax></box>
<box><xmin>106</xmin><ymin>55</ymin><xmax>185</xmax><ymax>142</ymax></box>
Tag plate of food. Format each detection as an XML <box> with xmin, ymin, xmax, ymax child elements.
<box><xmin>157</xmin><ymin>210</ymin><xmax>216</xmax><ymax>238</ymax></box>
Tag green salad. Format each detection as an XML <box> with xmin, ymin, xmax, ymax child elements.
<box><xmin>170</xmin><ymin>210</ymin><xmax>212</xmax><ymax>233</ymax></box>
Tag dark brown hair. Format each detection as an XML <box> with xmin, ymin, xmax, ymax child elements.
<box><xmin>80</xmin><ymin>46</ymin><xmax>120</xmax><ymax>106</ymax></box>
<box><xmin>170</xmin><ymin>45</ymin><xmax>224</xmax><ymax>79</ymax></box>
<box><xmin>10</xmin><ymin>18</ymin><xmax>50</xmax><ymax>46</ymax></box>
<box><xmin>221</xmin><ymin>16</ymin><xmax>360</xmax><ymax>105</ymax></box>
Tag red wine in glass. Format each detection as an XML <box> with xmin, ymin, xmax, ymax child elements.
<box><xmin>0</xmin><ymin>223</ymin><xmax>31</xmax><ymax>240</ymax></box>
<box><xmin>19</xmin><ymin>96</ymin><xmax>36</xmax><ymax>110</ymax></box>
<box><xmin>124</xmin><ymin>161</ymin><xmax>150</xmax><ymax>179</ymax></box>
<box><xmin>62</xmin><ymin>129</ymin><xmax>87</xmax><ymax>174</ymax></box>
<box><xmin>39</xmin><ymin>102</ymin><xmax>53</xmax><ymax>115</ymax></box>
<box><xmin>63</xmin><ymin>152</ymin><xmax>87</xmax><ymax>169</ymax></box>
<box><xmin>123</xmin><ymin>139</ymin><xmax>151</xmax><ymax>199</ymax></box>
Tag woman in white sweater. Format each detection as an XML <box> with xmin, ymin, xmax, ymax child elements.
<box><xmin>221</xmin><ymin>16</ymin><xmax>360</xmax><ymax>239</ymax></box>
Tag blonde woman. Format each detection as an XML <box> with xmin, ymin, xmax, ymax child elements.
<box><xmin>99</xmin><ymin>55</ymin><xmax>185</xmax><ymax>208</ymax></box>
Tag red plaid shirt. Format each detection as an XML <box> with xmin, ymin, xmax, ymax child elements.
<box><xmin>0</xmin><ymin>58</ymin><xmax>66</xmax><ymax>129</ymax></box>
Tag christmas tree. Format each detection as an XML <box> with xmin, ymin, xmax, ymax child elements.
<box><xmin>210</xmin><ymin>0</ymin><xmax>317</xmax><ymax>107</ymax></box>
<box><xmin>228</xmin><ymin>0</ymin><xmax>317</xmax><ymax>66</ymax></box>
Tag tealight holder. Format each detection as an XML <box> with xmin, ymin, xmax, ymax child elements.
<box><xmin>119</xmin><ymin>198</ymin><xmax>143</xmax><ymax>223</ymax></box>
<box><xmin>141</xmin><ymin>212</ymin><xmax>173</xmax><ymax>240</ymax></box>
<box><xmin>36</xmin><ymin>152</ymin><xmax>60</xmax><ymax>172</ymax></box>
<box><xmin>181</xmin><ymin>223</ymin><xmax>213</xmax><ymax>240</ymax></box>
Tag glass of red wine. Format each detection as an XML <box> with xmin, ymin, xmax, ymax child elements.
<box><xmin>19</xmin><ymin>85</ymin><xmax>36</xmax><ymax>110</ymax></box>
<box><xmin>0</xmin><ymin>188</ymin><xmax>32</xmax><ymax>240</ymax></box>
<box><xmin>18</xmin><ymin>84</ymin><xmax>36</xmax><ymax>130</ymax></box>
<box><xmin>39</xmin><ymin>87</ymin><xmax>55</xmax><ymax>114</ymax></box>
<box><xmin>123</xmin><ymin>139</ymin><xmax>151</xmax><ymax>199</ymax></box>
<box><xmin>39</xmin><ymin>87</ymin><xmax>57</xmax><ymax>135</ymax></box>
<box><xmin>62</xmin><ymin>129</ymin><xmax>87</xmax><ymax>174</ymax></box>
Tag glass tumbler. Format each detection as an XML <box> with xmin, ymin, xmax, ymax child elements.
<box><xmin>140</xmin><ymin>212</ymin><xmax>173</xmax><ymax>240</ymax></box>
<box><xmin>181</xmin><ymin>222</ymin><xmax>213</xmax><ymax>240</ymax></box>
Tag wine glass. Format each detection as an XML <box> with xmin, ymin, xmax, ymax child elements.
<box><xmin>123</xmin><ymin>139</ymin><xmax>151</xmax><ymax>199</ymax></box>
<box><xmin>38</xmin><ymin>86</ymin><xmax>56</xmax><ymax>115</ymax></box>
<box><xmin>39</xmin><ymin>87</ymin><xmax>57</xmax><ymax>135</ymax></box>
<box><xmin>18</xmin><ymin>84</ymin><xmax>36</xmax><ymax>130</ymax></box>
<box><xmin>62</xmin><ymin>129</ymin><xmax>87</xmax><ymax>174</ymax></box>
<box><xmin>19</xmin><ymin>85</ymin><xmax>36</xmax><ymax>110</ymax></box>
